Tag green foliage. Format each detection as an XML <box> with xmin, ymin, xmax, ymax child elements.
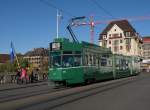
<box><xmin>0</xmin><ymin>64</ymin><xmax>7</xmax><ymax>73</ymax></box>
<box><xmin>0</xmin><ymin>62</ymin><xmax>15</xmax><ymax>73</ymax></box>
<box><xmin>0</xmin><ymin>56</ymin><xmax>29</xmax><ymax>73</ymax></box>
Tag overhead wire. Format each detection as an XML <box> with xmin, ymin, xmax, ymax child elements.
<box><xmin>40</xmin><ymin>0</ymin><xmax>79</xmax><ymax>41</ymax></box>
<box><xmin>89</xmin><ymin>0</ymin><xmax>115</xmax><ymax>19</ymax></box>
<box><xmin>40</xmin><ymin>0</ymin><xmax>75</xmax><ymax>17</ymax></box>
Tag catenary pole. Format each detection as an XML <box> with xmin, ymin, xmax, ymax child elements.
<box><xmin>56</xmin><ymin>9</ymin><xmax>59</xmax><ymax>38</ymax></box>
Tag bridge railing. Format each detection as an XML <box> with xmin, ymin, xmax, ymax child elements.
<box><xmin>0</xmin><ymin>72</ymin><xmax>48</xmax><ymax>84</ymax></box>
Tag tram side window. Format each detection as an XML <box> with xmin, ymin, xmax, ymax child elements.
<box><xmin>89</xmin><ymin>55</ymin><xmax>92</xmax><ymax>66</ymax></box>
<box><xmin>101</xmin><ymin>58</ymin><xmax>107</xmax><ymax>66</ymax></box>
<box><xmin>85</xmin><ymin>55</ymin><xmax>88</xmax><ymax>65</ymax></box>
<box><xmin>126</xmin><ymin>60</ymin><xmax>129</xmax><ymax>69</ymax></box>
<box><xmin>93</xmin><ymin>55</ymin><xmax>96</xmax><ymax>65</ymax></box>
<box><xmin>120</xmin><ymin>59</ymin><xmax>126</xmax><ymax>70</ymax></box>
<box><xmin>108</xmin><ymin>60</ymin><xmax>112</xmax><ymax>66</ymax></box>
<box><xmin>116</xmin><ymin>59</ymin><xmax>120</xmax><ymax>70</ymax></box>
<box><xmin>74</xmin><ymin>55</ymin><xmax>81</xmax><ymax>66</ymax></box>
<box><xmin>62</xmin><ymin>55</ymin><xmax>73</xmax><ymax>67</ymax></box>
<box><xmin>96</xmin><ymin>57</ymin><xmax>99</xmax><ymax>66</ymax></box>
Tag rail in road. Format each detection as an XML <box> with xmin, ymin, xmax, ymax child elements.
<box><xmin>0</xmin><ymin>73</ymin><xmax>149</xmax><ymax>110</ymax></box>
<box><xmin>0</xmin><ymin>82</ymin><xmax>68</xmax><ymax>104</ymax></box>
<box><xmin>0</xmin><ymin>81</ymin><xmax>48</xmax><ymax>92</ymax></box>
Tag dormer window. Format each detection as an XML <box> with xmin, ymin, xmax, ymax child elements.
<box><xmin>126</xmin><ymin>32</ymin><xmax>130</xmax><ymax>37</ymax></box>
<box><xmin>103</xmin><ymin>35</ymin><xmax>107</xmax><ymax>39</ymax></box>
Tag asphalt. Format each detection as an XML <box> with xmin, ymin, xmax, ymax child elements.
<box><xmin>0</xmin><ymin>72</ymin><xmax>150</xmax><ymax>110</ymax></box>
<box><xmin>53</xmin><ymin>72</ymin><xmax>150</xmax><ymax>110</ymax></box>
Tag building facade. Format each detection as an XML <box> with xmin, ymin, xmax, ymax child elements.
<box><xmin>0</xmin><ymin>54</ymin><xmax>9</xmax><ymax>64</ymax></box>
<box><xmin>99</xmin><ymin>20</ymin><xmax>143</xmax><ymax>57</ymax></box>
<box><xmin>141</xmin><ymin>37</ymin><xmax>150</xmax><ymax>72</ymax></box>
<box><xmin>24</xmin><ymin>48</ymin><xmax>49</xmax><ymax>70</ymax></box>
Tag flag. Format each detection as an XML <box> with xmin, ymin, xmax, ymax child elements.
<box><xmin>10</xmin><ymin>42</ymin><xmax>15</xmax><ymax>63</ymax></box>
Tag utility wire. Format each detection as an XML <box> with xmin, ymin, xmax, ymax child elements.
<box><xmin>40</xmin><ymin>0</ymin><xmax>75</xmax><ymax>17</ymax></box>
<box><xmin>89</xmin><ymin>0</ymin><xmax>115</xmax><ymax>19</ymax></box>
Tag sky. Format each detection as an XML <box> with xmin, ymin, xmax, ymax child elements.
<box><xmin>0</xmin><ymin>0</ymin><xmax>150</xmax><ymax>54</ymax></box>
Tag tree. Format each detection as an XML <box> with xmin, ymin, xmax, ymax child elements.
<box><xmin>0</xmin><ymin>56</ymin><xmax>29</xmax><ymax>73</ymax></box>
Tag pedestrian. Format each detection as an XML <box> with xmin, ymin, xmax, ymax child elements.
<box><xmin>30</xmin><ymin>70</ymin><xmax>34</xmax><ymax>83</ymax></box>
<box><xmin>35</xmin><ymin>68</ymin><xmax>39</xmax><ymax>81</ymax></box>
<box><xmin>20</xmin><ymin>67</ymin><xmax>29</xmax><ymax>84</ymax></box>
<box><xmin>16</xmin><ymin>69</ymin><xmax>21</xmax><ymax>84</ymax></box>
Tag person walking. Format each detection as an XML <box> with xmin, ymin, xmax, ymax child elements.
<box><xmin>20</xmin><ymin>67</ymin><xmax>29</xmax><ymax>84</ymax></box>
<box><xmin>16</xmin><ymin>69</ymin><xmax>21</xmax><ymax>84</ymax></box>
<box><xmin>30</xmin><ymin>70</ymin><xmax>34</xmax><ymax>83</ymax></box>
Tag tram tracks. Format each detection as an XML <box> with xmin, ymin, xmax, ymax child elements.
<box><xmin>0</xmin><ymin>87</ymin><xmax>67</xmax><ymax>103</ymax></box>
<box><xmin>22</xmin><ymin>76</ymin><xmax>141</xmax><ymax>110</ymax></box>
<box><xmin>19</xmin><ymin>75</ymin><xmax>145</xmax><ymax>110</ymax></box>
<box><xmin>0</xmin><ymin>81</ymin><xmax>48</xmax><ymax>92</ymax></box>
<box><xmin>0</xmin><ymin>81</ymin><xmax>71</xmax><ymax>103</ymax></box>
<box><xmin>0</xmin><ymin>74</ymin><xmax>148</xmax><ymax>110</ymax></box>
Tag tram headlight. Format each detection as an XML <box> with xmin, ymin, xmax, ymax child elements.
<box><xmin>62</xmin><ymin>70</ymin><xmax>66</xmax><ymax>73</ymax></box>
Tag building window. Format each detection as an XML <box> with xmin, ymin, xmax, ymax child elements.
<box><xmin>109</xmin><ymin>34</ymin><xmax>111</xmax><ymax>37</ymax></box>
<box><xmin>103</xmin><ymin>35</ymin><xmax>107</xmax><ymax>39</ymax></box>
<box><xmin>102</xmin><ymin>40</ymin><xmax>107</xmax><ymax>47</ymax></box>
<box><xmin>114</xmin><ymin>29</ymin><xmax>116</xmax><ymax>31</ymax></box>
<box><xmin>109</xmin><ymin>47</ymin><xmax>111</xmax><ymax>50</ymax></box>
<box><xmin>120</xmin><ymin>46</ymin><xmax>123</xmax><ymax>50</ymax></box>
<box><xmin>126</xmin><ymin>38</ymin><xmax>131</xmax><ymax>44</ymax></box>
<box><xmin>112</xmin><ymin>34</ymin><xmax>119</xmax><ymax>37</ymax></box>
<box><xmin>109</xmin><ymin>40</ymin><xmax>111</xmax><ymax>44</ymax></box>
<box><xmin>113</xmin><ymin>40</ymin><xmax>119</xmax><ymax>46</ymax></box>
<box><xmin>126</xmin><ymin>45</ymin><xmax>131</xmax><ymax>52</ymax></box>
<box><xmin>120</xmin><ymin>39</ymin><xmax>123</xmax><ymax>43</ymax></box>
<box><xmin>120</xmin><ymin>33</ymin><xmax>122</xmax><ymax>37</ymax></box>
<box><xmin>114</xmin><ymin>46</ymin><xmax>119</xmax><ymax>52</ymax></box>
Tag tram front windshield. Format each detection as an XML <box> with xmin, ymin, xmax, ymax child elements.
<box><xmin>51</xmin><ymin>51</ymin><xmax>81</xmax><ymax>68</ymax></box>
<box><xmin>52</xmin><ymin>56</ymin><xmax>61</xmax><ymax>67</ymax></box>
<box><xmin>62</xmin><ymin>55</ymin><xmax>74</xmax><ymax>67</ymax></box>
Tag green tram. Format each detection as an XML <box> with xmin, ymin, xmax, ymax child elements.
<box><xmin>48</xmin><ymin>38</ymin><xmax>140</xmax><ymax>86</ymax></box>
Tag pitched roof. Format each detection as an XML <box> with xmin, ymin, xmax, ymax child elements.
<box><xmin>25</xmin><ymin>48</ymin><xmax>48</xmax><ymax>56</ymax></box>
<box><xmin>99</xmin><ymin>20</ymin><xmax>136</xmax><ymax>40</ymax></box>
<box><xmin>143</xmin><ymin>36</ymin><xmax>150</xmax><ymax>43</ymax></box>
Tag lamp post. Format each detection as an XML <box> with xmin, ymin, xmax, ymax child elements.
<box><xmin>56</xmin><ymin>9</ymin><xmax>59</xmax><ymax>38</ymax></box>
<box><xmin>56</xmin><ymin>9</ymin><xmax>62</xmax><ymax>39</ymax></box>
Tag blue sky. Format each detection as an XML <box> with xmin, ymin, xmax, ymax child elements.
<box><xmin>0</xmin><ymin>0</ymin><xmax>150</xmax><ymax>54</ymax></box>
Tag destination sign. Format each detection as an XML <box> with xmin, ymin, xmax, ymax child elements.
<box><xmin>52</xmin><ymin>42</ymin><xmax>61</xmax><ymax>50</ymax></box>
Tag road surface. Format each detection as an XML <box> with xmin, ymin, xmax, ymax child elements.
<box><xmin>0</xmin><ymin>72</ymin><xmax>150</xmax><ymax>110</ymax></box>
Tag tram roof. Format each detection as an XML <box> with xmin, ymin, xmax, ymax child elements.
<box><xmin>52</xmin><ymin>38</ymin><xmax>112</xmax><ymax>53</ymax></box>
